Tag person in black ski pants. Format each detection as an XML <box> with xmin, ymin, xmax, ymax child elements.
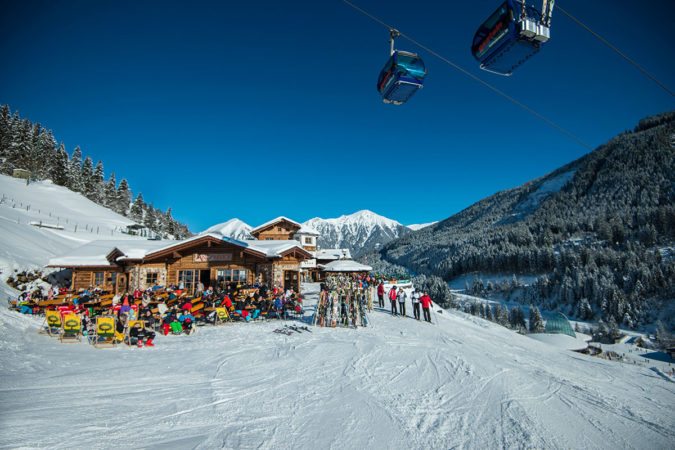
<box><xmin>388</xmin><ymin>286</ymin><xmax>398</xmax><ymax>316</ymax></box>
<box><xmin>412</xmin><ymin>289</ymin><xmax>421</xmax><ymax>320</ymax></box>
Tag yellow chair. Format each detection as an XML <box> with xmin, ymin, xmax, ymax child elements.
<box><xmin>215</xmin><ymin>307</ymin><xmax>230</xmax><ymax>324</ymax></box>
<box><xmin>93</xmin><ymin>316</ymin><xmax>116</xmax><ymax>348</ymax></box>
<box><xmin>42</xmin><ymin>310</ymin><xmax>62</xmax><ymax>337</ymax></box>
<box><xmin>60</xmin><ymin>313</ymin><xmax>82</xmax><ymax>343</ymax></box>
<box><xmin>124</xmin><ymin>320</ymin><xmax>146</xmax><ymax>346</ymax></box>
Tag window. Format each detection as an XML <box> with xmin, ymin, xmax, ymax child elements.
<box><xmin>94</xmin><ymin>272</ymin><xmax>104</xmax><ymax>286</ymax></box>
<box><xmin>266</xmin><ymin>237</ymin><xmax>273</xmax><ymax>241</ymax></box>
<box><xmin>178</xmin><ymin>270</ymin><xmax>196</xmax><ymax>293</ymax></box>
<box><xmin>146</xmin><ymin>272</ymin><xmax>158</xmax><ymax>285</ymax></box>
<box><xmin>215</xmin><ymin>269</ymin><xmax>247</xmax><ymax>283</ymax></box>
<box><xmin>304</xmin><ymin>237</ymin><xmax>312</xmax><ymax>244</ymax></box>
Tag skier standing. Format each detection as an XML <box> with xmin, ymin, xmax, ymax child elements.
<box><xmin>412</xmin><ymin>289</ymin><xmax>421</xmax><ymax>320</ymax></box>
<box><xmin>420</xmin><ymin>292</ymin><xmax>433</xmax><ymax>323</ymax></box>
<box><xmin>388</xmin><ymin>285</ymin><xmax>398</xmax><ymax>316</ymax></box>
<box><xmin>397</xmin><ymin>288</ymin><xmax>407</xmax><ymax>317</ymax></box>
<box><xmin>377</xmin><ymin>282</ymin><xmax>385</xmax><ymax>308</ymax></box>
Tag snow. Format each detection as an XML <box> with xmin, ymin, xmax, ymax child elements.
<box><xmin>314</xmin><ymin>248</ymin><xmax>352</xmax><ymax>261</ymax></box>
<box><xmin>1</xmin><ymin>283</ymin><xmax>674</xmax><ymax>449</ymax></box>
<box><xmin>2</xmin><ymin>174</ymin><xmax>675</xmax><ymax>449</ymax></box>
<box><xmin>47</xmin><ymin>240</ymin><xmax>171</xmax><ymax>267</ymax></box>
<box><xmin>0</xmin><ymin>174</ymin><xmax>146</xmax><ymax>279</ymax></box>
<box><xmin>514</xmin><ymin>169</ymin><xmax>576</xmax><ymax>214</ymax></box>
<box><xmin>528</xmin><ymin>333</ymin><xmax>590</xmax><ymax>351</ymax></box>
<box><xmin>408</xmin><ymin>221</ymin><xmax>437</xmax><ymax>231</ymax></box>
<box><xmin>322</xmin><ymin>260</ymin><xmax>372</xmax><ymax>272</ymax></box>
<box><xmin>200</xmin><ymin>218</ymin><xmax>252</xmax><ymax>240</ymax></box>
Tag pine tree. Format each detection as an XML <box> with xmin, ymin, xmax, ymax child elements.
<box><xmin>115</xmin><ymin>178</ymin><xmax>131</xmax><ymax>215</ymax></box>
<box><xmin>81</xmin><ymin>157</ymin><xmax>95</xmax><ymax>198</ymax></box>
<box><xmin>485</xmin><ymin>303</ymin><xmax>493</xmax><ymax>321</ymax></box>
<box><xmin>92</xmin><ymin>161</ymin><xmax>105</xmax><ymax>203</ymax></box>
<box><xmin>498</xmin><ymin>305</ymin><xmax>510</xmax><ymax>327</ymax></box>
<box><xmin>50</xmin><ymin>144</ymin><xmax>69</xmax><ymax>186</ymax></box>
<box><xmin>529</xmin><ymin>306</ymin><xmax>545</xmax><ymax>333</ymax></box>
<box><xmin>10</xmin><ymin>118</ymin><xmax>32</xmax><ymax>174</ymax></box>
<box><xmin>68</xmin><ymin>146</ymin><xmax>84</xmax><ymax>192</ymax></box>
<box><xmin>607</xmin><ymin>316</ymin><xmax>621</xmax><ymax>341</ymax></box>
<box><xmin>129</xmin><ymin>193</ymin><xmax>145</xmax><ymax>223</ymax></box>
<box><xmin>0</xmin><ymin>105</ymin><xmax>11</xmax><ymax>158</ymax></box>
<box><xmin>36</xmin><ymin>129</ymin><xmax>57</xmax><ymax>179</ymax></box>
<box><xmin>104</xmin><ymin>172</ymin><xmax>117</xmax><ymax>208</ymax></box>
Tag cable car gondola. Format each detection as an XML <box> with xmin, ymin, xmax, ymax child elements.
<box><xmin>377</xmin><ymin>29</ymin><xmax>427</xmax><ymax>105</ymax></box>
<box><xmin>472</xmin><ymin>0</ymin><xmax>555</xmax><ymax>76</ymax></box>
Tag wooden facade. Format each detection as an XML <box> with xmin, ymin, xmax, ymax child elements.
<box><xmin>59</xmin><ymin>235</ymin><xmax>311</xmax><ymax>295</ymax></box>
<box><xmin>251</xmin><ymin>219</ymin><xmax>301</xmax><ymax>241</ymax></box>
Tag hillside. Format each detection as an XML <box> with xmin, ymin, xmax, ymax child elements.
<box><xmin>0</xmin><ymin>105</ymin><xmax>190</xmax><ymax>239</ymax></box>
<box><xmin>1</xmin><ymin>284</ymin><xmax>673</xmax><ymax>448</ymax></box>
<box><xmin>305</xmin><ymin>210</ymin><xmax>411</xmax><ymax>256</ymax></box>
<box><xmin>381</xmin><ymin>112</ymin><xmax>675</xmax><ymax>328</ymax></box>
<box><xmin>0</xmin><ymin>174</ymin><xmax>149</xmax><ymax>283</ymax></box>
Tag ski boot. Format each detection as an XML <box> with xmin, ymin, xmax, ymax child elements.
<box><xmin>145</xmin><ymin>339</ymin><xmax>154</xmax><ymax>347</ymax></box>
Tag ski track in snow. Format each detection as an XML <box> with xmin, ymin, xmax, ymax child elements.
<box><xmin>1</xmin><ymin>283</ymin><xmax>674</xmax><ymax>449</ymax></box>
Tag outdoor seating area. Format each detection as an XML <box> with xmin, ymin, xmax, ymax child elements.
<box><xmin>11</xmin><ymin>281</ymin><xmax>307</xmax><ymax>348</ymax></box>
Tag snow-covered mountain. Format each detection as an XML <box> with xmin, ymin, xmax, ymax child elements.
<box><xmin>304</xmin><ymin>210</ymin><xmax>411</xmax><ymax>257</ymax></box>
<box><xmin>201</xmin><ymin>218</ymin><xmax>252</xmax><ymax>240</ymax></box>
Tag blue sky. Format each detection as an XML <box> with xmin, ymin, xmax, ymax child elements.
<box><xmin>1</xmin><ymin>0</ymin><xmax>673</xmax><ymax>231</ymax></box>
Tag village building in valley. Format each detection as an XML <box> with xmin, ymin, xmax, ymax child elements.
<box><xmin>47</xmin><ymin>216</ymin><xmax>363</xmax><ymax>294</ymax></box>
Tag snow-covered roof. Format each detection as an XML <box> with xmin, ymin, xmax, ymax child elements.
<box><xmin>241</xmin><ymin>239</ymin><xmax>309</xmax><ymax>258</ymax></box>
<box><xmin>251</xmin><ymin>216</ymin><xmax>302</xmax><ymax>234</ymax></box>
<box><xmin>47</xmin><ymin>240</ymin><xmax>170</xmax><ymax>267</ymax></box>
<box><xmin>315</xmin><ymin>249</ymin><xmax>352</xmax><ymax>261</ymax></box>
<box><xmin>48</xmin><ymin>234</ymin><xmax>311</xmax><ymax>267</ymax></box>
<box><xmin>323</xmin><ymin>260</ymin><xmax>372</xmax><ymax>273</ymax></box>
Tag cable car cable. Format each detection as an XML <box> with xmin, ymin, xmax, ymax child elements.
<box><xmin>342</xmin><ymin>0</ymin><xmax>594</xmax><ymax>151</ymax></box>
<box><xmin>557</xmin><ymin>6</ymin><xmax>674</xmax><ymax>97</ymax></box>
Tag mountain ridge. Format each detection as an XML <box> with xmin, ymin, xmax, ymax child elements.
<box><xmin>379</xmin><ymin>111</ymin><xmax>675</xmax><ymax>328</ymax></box>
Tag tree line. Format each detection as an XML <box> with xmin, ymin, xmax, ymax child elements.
<box><xmin>0</xmin><ymin>105</ymin><xmax>190</xmax><ymax>239</ymax></box>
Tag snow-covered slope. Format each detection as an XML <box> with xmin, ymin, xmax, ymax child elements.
<box><xmin>305</xmin><ymin>210</ymin><xmax>410</xmax><ymax>256</ymax></box>
<box><xmin>0</xmin><ymin>174</ymin><xmax>144</xmax><ymax>279</ymax></box>
<box><xmin>201</xmin><ymin>218</ymin><xmax>252</xmax><ymax>240</ymax></box>
<box><xmin>0</xmin><ymin>283</ymin><xmax>673</xmax><ymax>449</ymax></box>
<box><xmin>408</xmin><ymin>221</ymin><xmax>437</xmax><ymax>231</ymax></box>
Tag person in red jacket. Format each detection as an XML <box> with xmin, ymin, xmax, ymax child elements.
<box><xmin>420</xmin><ymin>292</ymin><xmax>433</xmax><ymax>323</ymax></box>
<box><xmin>388</xmin><ymin>285</ymin><xmax>398</xmax><ymax>316</ymax></box>
<box><xmin>377</xmin><ymin>282</ymin><xmax>385</xmax><ymax>308</ymax></box>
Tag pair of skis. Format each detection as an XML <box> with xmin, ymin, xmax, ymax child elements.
<box><xmin>273</xmin><ymin>325</ymin><xmax>312</xmax><ymax>335</ymax></box>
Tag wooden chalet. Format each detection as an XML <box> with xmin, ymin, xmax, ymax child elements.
<box><xmin>47</xmin><ymin>234</ymin><xmax>312</xmax><ymax>295</ymax></box>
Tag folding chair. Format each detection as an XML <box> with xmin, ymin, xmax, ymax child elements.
<box><xmin>41</xmin><ymin>310</ymin><xmax>62</xmax><ymax>337</ymax></box>
<box><xmin>215</xmin><ymin>307</ymin><xmax>230</xmax><ymax>325</ymax></box>
<box><xmin>93</xmin><ymin>316</ymin><xmax>116</xmax><ymax>348</ymax></box>
<box><xmin>60</xmin><ymin>313</ymin><xmax>82</xmax><ymax>343</ymax></box>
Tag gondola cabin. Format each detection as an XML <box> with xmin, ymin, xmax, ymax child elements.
<box><xmin>377</xmin><ymin>50</ymin><xmax>427</xmax><ymax>105</ymax></box>
<box><xmin>472</xmin><ymin>0</ymin><xmax>551</xmax><ymax>76</ymax></box>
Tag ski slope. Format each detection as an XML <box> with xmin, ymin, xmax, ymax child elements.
<box><xmin>0</xmin><ymin>174</ymin><xmax>143</xmax><ymax>277</ymax></box>
<box><xmin>1</xmin><ymin>284</ymin><xmax>673</xmax><ymax>449</ymax></box>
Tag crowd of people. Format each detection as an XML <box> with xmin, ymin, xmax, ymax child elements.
<box><xmin>12</xmin><ymin>280</ymin><xmax>308</xmax><ymax>347</ymax></box>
